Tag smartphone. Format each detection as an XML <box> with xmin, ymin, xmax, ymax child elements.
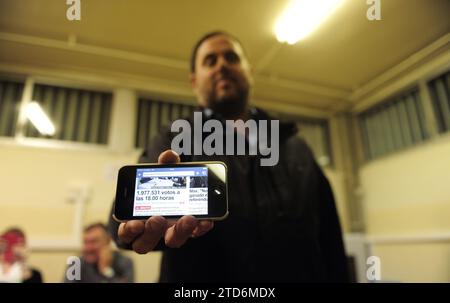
<box><xmin>113</xmin><ymin>162</ymin><xmax>228</xmax><ymax>222</ymax></box>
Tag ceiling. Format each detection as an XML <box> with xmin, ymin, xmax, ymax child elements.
<box><xmin>0</xmin><ymin>0</ymin><xmax>449</xmax><ymax>114</ymax></box>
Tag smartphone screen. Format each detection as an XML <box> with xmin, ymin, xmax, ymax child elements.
<box><xmin>114</xmin><ymin>162</ymin><xmax>228</xmax><ymax>221</ymax></box>
<box><xmin>134</xmin><ymin>166</ymin><xmax>209</xmax><ymax>217</ymax></box>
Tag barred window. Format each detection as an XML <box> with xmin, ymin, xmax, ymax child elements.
<box><xmin>273</xmin><ymin>112</ymin><xmax>332</xmax><ymax>166</ymax></box>
<box><xmin>135</xmin><ymin>98</ymin><xmax>195</xmax><ymax>148</ymax></box>
<box><xmin>296</xmin><ymin>118</ymin><xmax>332</xmax><ymax>166</ymax></box>
<box><xmin>0</xmin><ymin>79</ymin><xmax>24</xmax><ymax>137</ymax></box>
<box><xmin>359</xmin><ymin>88</ymin><xmax>428</xmax><ymax>160</ymax></box>
<box><xmin>24</xmin><ymin>84</ymin><xmax>112</xmax><ymax>144</ymax></box>
<box><xmin>428</xmin><ymin>70</ymin><xmax>450</xmax><ymax>133</ymax></box>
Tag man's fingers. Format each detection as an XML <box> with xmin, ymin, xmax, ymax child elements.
<box><xmin>118</xmin><ymin>221</ymin><xmax>145</xmax><ymax>244</ymax></box>
<box><xmin>192</xmin><ymin>220</ymin><xmax>214</xmax><ymax>238</ymax></box>
<box><xmin>158</xmin><ymin>150</ymin><xmax>180</xmax><ymax>164</ymax></box>
<box><xmin>164</xmin><ymin>216</ymin><xmax>197</xmax><ymax>248</ymax></box>
<box><xmin>131</xmin><ymin>216</ymin><xmax>168</xmax><ymax>254</ymax></box>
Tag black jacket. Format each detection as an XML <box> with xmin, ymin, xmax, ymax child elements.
<box><xmin>108</xmin><ymin>107</ymin><xmax>349</xmax><ymax>282</ymax></box>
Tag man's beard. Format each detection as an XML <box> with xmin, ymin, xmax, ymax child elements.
<box><xmin>207</xmin><ymin>84</ymin><xmax>249</xmax><ymax>119</ymax></box>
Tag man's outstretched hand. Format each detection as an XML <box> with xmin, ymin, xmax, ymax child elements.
<box><xmin>117</xmin><ymin>150</ymin><xmax>214</xmax><ymax>254</ymax></box>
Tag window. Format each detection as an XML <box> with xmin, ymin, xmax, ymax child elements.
<box><xmin>273</xmin><ymin>111</ymin><xmax>332</xmax><ymax>166</ymax></box>
<box><xmin>359</xmin><ymin>88</ymin><xmax>428</xmax><ymax>160</ymax></box>
<box><xmin>296</xmin><ymin>118</ymin><xmax>332</xmax><ymax>166</ymax></box>
<box><xmin>0</xmin><ymin>79</ymin><xmax>24</xmax><ymax>137</ymax></box>
<box><xmin>135</xmin><ymin>98</ymin><xmax>195</xmax><ymax>149</ymax></box>
<box><xmin>428</xmin><ymin>70</ymin><xmax>450</xmax><ymax>133</ymax></box>
<box><xmin>24</xmin><ymin>83</ymin><xmax>112</xmax><ymax>144</ymax></box>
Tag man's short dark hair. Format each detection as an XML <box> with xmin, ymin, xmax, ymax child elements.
<box><xmin>83</xmin><ymin>222</ymin><xmax>108</xmax><ymax>234</ymax></box>
<box><xmin>190</xmin><ymin>31</ymin><xmax>244</xmax><ymax>73</ymax></box>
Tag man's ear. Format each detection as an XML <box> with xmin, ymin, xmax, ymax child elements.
<box><xmin>189</xmin><ymin>73</ymin><xmax>197</xmax><ymax>90</ymax></box>
<box><xmin>248</xmin><ymin>65</ymin><xmax>254</xmax><ymax>86</ymax></box>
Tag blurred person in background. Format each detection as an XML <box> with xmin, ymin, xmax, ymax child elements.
<box><xmin>0</xmin><ymin>227</ymin><xmax>43</xmax><ymax>283</ymax></box>
<box><xmin>64</xmin><ymin>222</ymin><xmax>134</xmax><ymax>283</ymax></box>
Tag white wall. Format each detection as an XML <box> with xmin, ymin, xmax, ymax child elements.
<box><xmin>360</xmin><ymin>129</ymin><xmax>450</xmax><ymax>282</ymax></box>
<box><xmin>0</xmin><ymin>139</ymin><xmax>167</xmax><ymax>282</ymax></box>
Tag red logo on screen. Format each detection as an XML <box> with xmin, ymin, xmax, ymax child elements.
<box><xmin>135</xmin><ymin>206</ymin><xmax>151</xmax><ymax>210</ymax></box>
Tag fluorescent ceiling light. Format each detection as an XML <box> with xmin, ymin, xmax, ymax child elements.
<box><xmin>274</xmin><ymin>0</ymin><xmax>343</xmax><ymax>45</ymax></box>
<box><xmin>24</xmin><ymin>101</ymin><xmax>56</xmax><ymax>136</ymax></box>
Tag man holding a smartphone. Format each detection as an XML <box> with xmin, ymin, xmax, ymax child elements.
<box><xmin>108</xmin><ymin>31</ymin><xmax>349</xmax><ymax>282</ymax></box>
